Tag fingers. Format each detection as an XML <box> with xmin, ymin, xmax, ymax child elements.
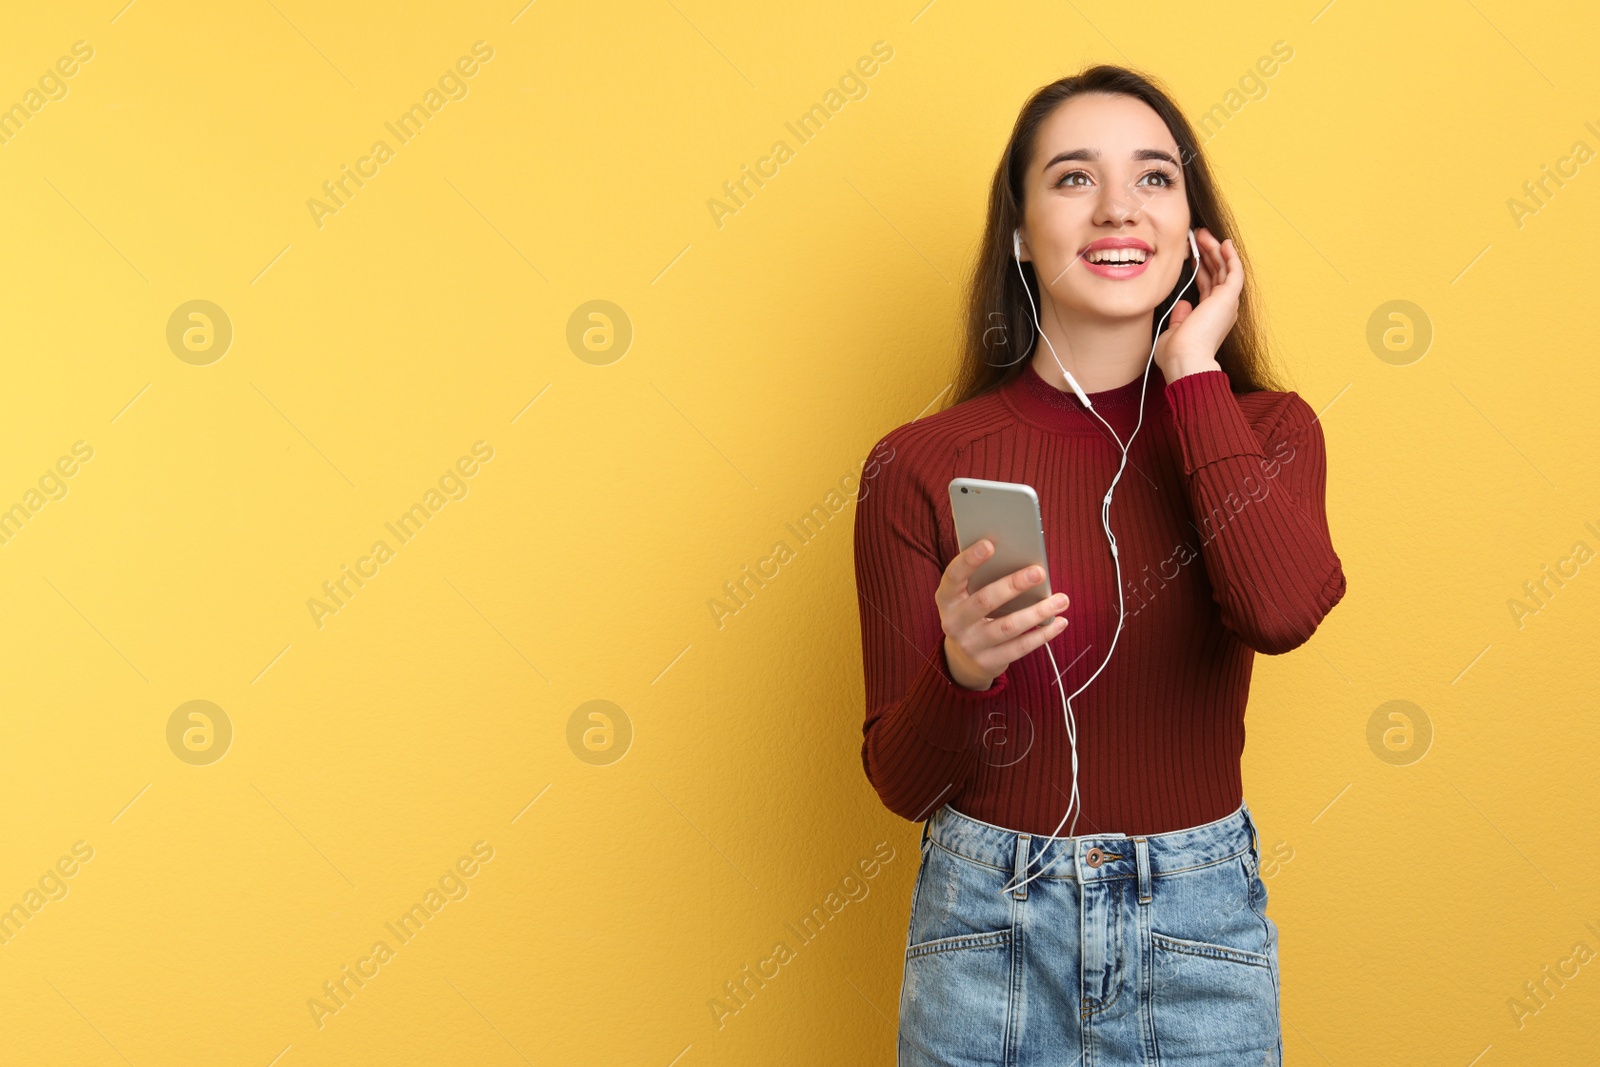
<box><xmin>938</xmin><ymin>538</ymin><xmax>993</xmax><ymax>610</ymax></box>
<box><xmin>1202</xmin><ymin>236</ymin><xmax>1241</xmax><ymax>300</ymax></box>
<box><xmin>938</xmin><ymin>544</ymin><xmax>1073</xmax><ymax>681</ymax></box>
<box><xmin>981</xmin><ymin>587</ymin><xmax>1068</xmax><ymax>643</ymax></box>
<box><xmin>1192</xmin><ymin>228</ymin><xmax>1215</xmax><ymax>301</ymax></box>
<box><xmin>941</xmin><ymin>548</ymin><xmax>1066</xmax><ymax>632</ymax></box>
<box><xmin>1201</xmin><ymin>232</ymin><xmax>1229</xmax><ymax>284</ymax></box>
<box><xmin>952</xmin><ymin>585</ymin><xmax>1070</xmax><ymax>678</ymax></box>
<box><xmin>988</xmin><ymin>612</ymin><xmax>1069</xmax><ymax>665</ymax></box>
<box><xmin>960</xmin><ymin>563</ymin><xmax>1050</xmax><ymax>630</ymax></box>
<box><xmin>1189</xmin><ymin>229</ymin><xmax>1240</xmax><ymax>302</ymax></box>
<box><xmin>1218</xmin><ymin>238</ymin><xmax>1243</xmax><ymax>293</ymax></box>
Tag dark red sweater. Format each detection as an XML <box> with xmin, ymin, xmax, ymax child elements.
<box><xmin>853</xmin><ymin>360</ymin><xmax>1346</xmax><ymax>837</ymax></box>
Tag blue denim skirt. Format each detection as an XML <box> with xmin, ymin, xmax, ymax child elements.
<box><xmin>898</xmin><ymin>799</ymin><xmax>1282</xmax><ymax>1066</ymax></box>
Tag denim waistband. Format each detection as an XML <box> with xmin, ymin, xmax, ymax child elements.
<box><xmin>925</xmin><ymin>799</ymin><xmax>1257</xmax><ymax>885</ymax></box>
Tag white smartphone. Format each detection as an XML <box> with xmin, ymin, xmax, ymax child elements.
<box><xmin>948</xmin><ymin>477</ymin><xmax>1053</xmax><ymax>619</ymax></box>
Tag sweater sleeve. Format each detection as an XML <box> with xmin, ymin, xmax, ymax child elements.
<box><xmin>1163</xmin><ymin>370</ymin><xmax>1347</xmax><ymax>654</ymax></box>
<box><xmin>853</xmin><ymin>429</ymin><xmax>1012</xmax><ymax>823</ymax></box>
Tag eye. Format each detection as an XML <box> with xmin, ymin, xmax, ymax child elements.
<box><xmin>1054</xmin><ymin>167</ymin><xmax>1179</xmax><ymax>189</ymax></box>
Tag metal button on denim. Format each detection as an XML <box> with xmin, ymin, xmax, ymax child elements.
<box><xmin>1085</xmin><ymin>847</ymin><xmax>1106</xmax><ymax>868</ymax></box>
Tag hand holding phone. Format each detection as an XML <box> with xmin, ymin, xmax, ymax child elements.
<box><xmin>939</xmin><ymin>478</ymin><xmax>1070</xmax><ymax>691</ymax></box>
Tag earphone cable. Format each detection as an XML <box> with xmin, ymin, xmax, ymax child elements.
<box><xmin>995</xmin><ymin>235</ymin><xmax>1200</xmax><ymax>896</ymax></box>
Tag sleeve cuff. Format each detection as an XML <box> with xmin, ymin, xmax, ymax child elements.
<box><xmin>901</xmin><ymin>649</ymin><xmax>1012</xmax><ymax>752</ymax></box>
<box><xmin>1165</xmin><ymin>369</ymin><xmax>1264</xmax><ymax>475</ymax></box>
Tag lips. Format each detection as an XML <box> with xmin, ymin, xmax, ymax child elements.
<box><xmin>1074</xmin><ymin>238</ymin><xmax>1155</xmax><ymax>279</ymax></box>
<box><xmin>1079</xmin><ymin>249</ymin><xmax>1152</xmax><ymax>279</ymax></box>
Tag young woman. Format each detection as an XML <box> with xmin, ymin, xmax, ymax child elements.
<box><xmin>852</xmin><ymin>65</ymin><xmax>1346</xmax><ymax>1066</ymax></box>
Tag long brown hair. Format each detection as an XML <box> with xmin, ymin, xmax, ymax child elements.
<box><xmin>951</xmin><ymin>64</ymin><xmax>1287</xmax><ymax>408</ymax></box>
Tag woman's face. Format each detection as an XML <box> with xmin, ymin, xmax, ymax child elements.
<box><xmin>1018</xmin><ymin>92</ymin><xmax>1191</xmax><ymax>322</ymax></box>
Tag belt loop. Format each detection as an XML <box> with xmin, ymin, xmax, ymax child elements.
<box><xmin>1011</xmin><ymin>833</ymin><xmax>1033</xmax><ymax>900</ymax></box>
<box><xmin>1134</xmin><ymin>836</ymin><xmax>1151</xmax><ymax>905</ymax></box>
<box><xmin>1240</xmin><ymin>802</ymin><xmax>1259</xmax><ymax>862</ymax></box>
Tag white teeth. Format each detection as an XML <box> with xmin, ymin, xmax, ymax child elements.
<box><xmin>1084</xmin><ymin>248</ymin><xmax>1149</xmax><ymax>264</ymax></box>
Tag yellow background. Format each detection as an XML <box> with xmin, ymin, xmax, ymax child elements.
<box><xmin>1</xmin><ymin>0</ymin><xmax>1596</xmax><ymax>1063</ymax></box>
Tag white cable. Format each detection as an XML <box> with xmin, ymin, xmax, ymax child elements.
<box><xmin>996</xmin><ymin>231</ymin><xmax>1200</xmax><ymax>896</ymax></box>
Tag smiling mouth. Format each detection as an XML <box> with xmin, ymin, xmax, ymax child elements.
<box><xmin>1048</xmin><ymin>247</ymin><xmax>1155</xmax><ymax>285</ymax></box>
<box><xmin>1081</xmin><ymin>248</ymin><xmax>1151</xmax><ymax>265</ymax></box>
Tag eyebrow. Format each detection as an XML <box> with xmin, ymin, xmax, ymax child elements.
<box><xmin>1041</xmin><ymin>147</ymin><xmax>1180</xmax><ymax>169</ymax></box>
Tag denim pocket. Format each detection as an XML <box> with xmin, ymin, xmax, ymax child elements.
<box><xmin>1149</xmin><ymin>853</ymin><xmax>1279</xmax><ymax>1061</ymax></box>
<box><xmin>907</xmin><ymin>927</ymin><xmax>1013</xmax><ymax>961</ymax></box>
<box><xmin>1151</xmin><ymin>929</ymin><xmax>1271</xmax><ymax>969</ymax></box>
<box><xmin>899</xmin><ymin>847</ymin><xmax>1015</xmax><ymax>1067</ymax></box>
<box><xmin>1150</xmin><ymin>928</ymin><xmax>1278</xmax><ymax>1060</ymax></box>
<box><xmin>905</xmin><ymin>841</ymin><xmax>1015</xmax><ymax>957</ymax></box>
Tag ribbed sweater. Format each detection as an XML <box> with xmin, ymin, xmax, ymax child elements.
<box><xmin>852</xmin><ymin>359</ymin><xmax>1346</xmax><ymax>837</ymax></box>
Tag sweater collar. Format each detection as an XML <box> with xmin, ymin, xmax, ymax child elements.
<box><xmin>1001</xmin><ymin>357</ymin><xmax>1167</xmax><ymax>434</ymax></box>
